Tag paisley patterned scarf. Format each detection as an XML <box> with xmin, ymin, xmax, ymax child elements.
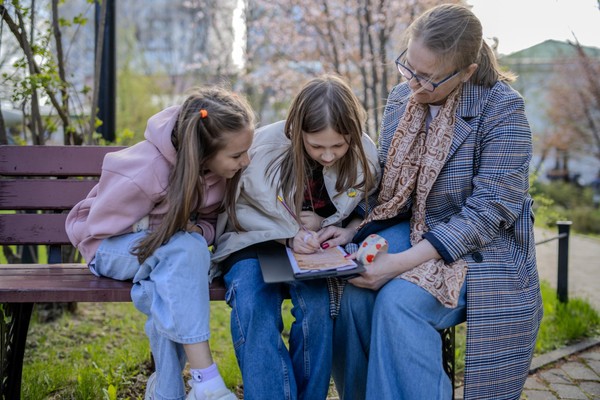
<box><xmin>363</xmin><ymin>84</ymin><xmax>467</xmax><ymax>307</ymax></box>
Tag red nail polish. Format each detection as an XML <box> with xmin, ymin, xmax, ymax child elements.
<box><xmin>321</xmin><ymin>243</ymin><xmax>330</xmax><ymax>249</ymax></box>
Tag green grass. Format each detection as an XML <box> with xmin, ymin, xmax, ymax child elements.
<box><xmin>17</xmin><ymin>279</ymin><xmax>599</xmax><ymax>399</ymax></box>
<box><xmin>22</xmin><ymin>303</ymin><xmax>151</xmax><ymax>399</ymax></box>
<box><xmin>535</xmin><ymin>281</ymin><xmax>600</xmax><ymax>353</ymax></box>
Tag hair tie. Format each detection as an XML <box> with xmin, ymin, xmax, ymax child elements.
<box><xmin>199</xmin><ymin>109</ymin><xmax>208</xmax><ymax>119</ymax></box>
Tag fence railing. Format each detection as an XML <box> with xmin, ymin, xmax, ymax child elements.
<box><xmin>535</xmin><ymin>221</ymin><xmax>572</xmax><ymax>303</ymax></box>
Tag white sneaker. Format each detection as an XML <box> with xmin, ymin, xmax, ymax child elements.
<box><xmin>186</xmin><ymin>386</ymin><xmax>238</xmax><ymax>400</ymax></box>
<box><xmin>144</xmin><ymin>372</ymin><xmax>157</xmax><ymax>400</ymax></box>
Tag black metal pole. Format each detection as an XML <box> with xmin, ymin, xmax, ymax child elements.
<box><xmin>556</xmin><ymin>221</ymin><xmax>571</xmax><ymax>303</ymax></box>
<box><xmin>95</xmin><ymin>0</ymin><xmax>116</xmax><ymax>142</ymax></box>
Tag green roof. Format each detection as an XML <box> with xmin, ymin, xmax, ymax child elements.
<box><xmin>500</xmin><ymin>39</ymin><xmax>600</xmax><ymax>63</ymax></box>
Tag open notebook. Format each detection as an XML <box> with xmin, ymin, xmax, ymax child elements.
<box><xmin>256</xmin><ymin>242</ymin><xmax>364</xmax><ymax>283</ymax></box>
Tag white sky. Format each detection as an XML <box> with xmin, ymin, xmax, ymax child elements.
<box><xmin>466</xmin><ymin>0</ymin><xmax>600</xmax><ymax>55</ymax></box>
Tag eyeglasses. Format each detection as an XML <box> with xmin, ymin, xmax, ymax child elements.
<box><xmin>395</xmin><ymin>49</ymin><xmax>461</xmax><ymax>92</ymax></box>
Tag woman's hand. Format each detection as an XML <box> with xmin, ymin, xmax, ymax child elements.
<box><xmin>291</xmin><ymin>230</ymin><xmax>322</xmax><ymax>254</ymax></box>
<box><xmin>318</xmin><ymin>226</ymin><xmax>356</xmax><ymax>249</ymax></box>
<box><xmin>349</xmin><ymin>252</ymin><xmax>403</xmax><ymax>290</ymax></box>
<box><xmin>349</xmin><ymin>240</ymin><xmax>441</xmax><ymax>291</ymax></box>
<box><xmin>299</xmin><ymin>210</ymin><xmax>323</xmax><ymax>231</ymax></box>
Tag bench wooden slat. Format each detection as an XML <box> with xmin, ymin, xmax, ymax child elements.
<box><xmin>0</xmin><ymin>263</ymin><xmax>93</xmax><ymax>271</ymax></box>
<box><xmin>0</xmin><ymin>264</ymin><xmax>227</xmax><ymax>303</ymax></box>
<box><xmin>0</xmin><ymin>179</ymin><xmax>97</xmax><ymax>210</ymax></box>
<box><xmin>0</xmin><ymin>145</ymin><xmax>124</xmax><ymax>176</ymax></box>
<box><xmin>0</xmin><ymin>214</ymin><xmax>70</xmax><ymax>244</ymax></box>
<box><xmin>0</xmin><ymin>267</ymin><xmax>132</xmax><ymax>302</ymax></box>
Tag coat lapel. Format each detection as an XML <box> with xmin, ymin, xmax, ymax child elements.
<box><xmin>446</xmin><ymin>83</ymin><xmax>487</xmax><ymax>162</ymax></box>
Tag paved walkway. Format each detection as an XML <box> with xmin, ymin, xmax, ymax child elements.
<box><xmin>535</xmin><ymin>227</ymin><xmax>600</xmax><ymax>310</ymax></box>
<box><xmin>455</xmin><ymin>227</ymin><xmax>600</xmax><ymax>399</ymax></box>
<box><xmin>453</xmin><ymin>339</ymin><xmax>600</xmax><ymax>399</ymax></box>
<box><xmin>521</xmin><ymin>227</ymin><xmax>600</xmax><ymax>399</ymax></box>
<box><xmin>523</xmin><ymin>339</ymin><xmax>600</xmax><ymax>399</ymax></box>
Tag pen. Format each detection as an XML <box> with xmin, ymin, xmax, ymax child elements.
<box><xmin>277</xmin><ymin>195</ymin><xmax>322</xmax><ymax>250</ymax></box>
<box><xmin>277</xmin><ymin>195</ymin><xmax>310</xmax><ymax>233</ymax></box>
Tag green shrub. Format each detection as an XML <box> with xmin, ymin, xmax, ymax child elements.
<box><xmin>569</xmin><ymin>207</ymin><xmax>600</xmax><ymax>235</ymax></box>
<box><xmin>532</xmin><ymin>181</ymin><xmax>588</xmax><ymax>209</ymax></box>
<box><xmin>531</xmin><ymin>179</ymin><xmax>600</xmax><ymax>235</ymax></box>
<box><xmin>530</xmin><ymin>179</ymin><xmax>564</xmax><ymax>228</ymax></box>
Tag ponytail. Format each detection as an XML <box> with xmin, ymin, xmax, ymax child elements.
<box><xmin>470</xmin><ymin>41</ymin><xmax>516</xmax><ymax>87</ymax></box>
<box><xmin>133</xmin><ymin>87</ymin><xmax>255</xmax><ymax>264</ymax></box>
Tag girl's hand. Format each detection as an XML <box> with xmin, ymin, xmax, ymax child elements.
<box><xmin>299</xmin><ymin>211</ymin><xmax>323</xmax><ymax>231</ymax></box>
<box><xmin>186</xmin><ymin>221</ymin><xmax>203</xmax><ymax>235</ymax></box>
<box><xmin>292</xmin><ymin>230</ymin><xmax>322</xmax><ymax>254</ymax></box>
<box><xmin>317</xmin><ymin>226</ymin><xmax>355</xmax><ymax>249</ymax></box>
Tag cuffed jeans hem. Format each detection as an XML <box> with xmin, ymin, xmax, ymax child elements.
<box><xmin>157</xmin><ymin>331</ymin><xmax>210</xmax><ymax>345</ymax></box>
<box><xmin>153</xmin><ymin>389</ymin><xmax>186</xmax><ymax>400</ymax></box>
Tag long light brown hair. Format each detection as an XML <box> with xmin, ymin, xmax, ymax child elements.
<box><xmin>406</xmin><ymin>3</ymin><xmax>515</xmax><ymax>87</ymax></box>
<box><xmin>134</xmin><ymin>87</ymin><xmax>255</xmax><ymax>263</ymax></box>
<box><xmin>268</xmin><ymin>74</ymin><xmax>376</xmax><ymax>216</ymax></box>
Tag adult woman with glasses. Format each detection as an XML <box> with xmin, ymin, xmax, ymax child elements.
<box><xmin>329</xmin><ymin>4</ymin><xmax>542</xmax><ymax>400</ymax></box>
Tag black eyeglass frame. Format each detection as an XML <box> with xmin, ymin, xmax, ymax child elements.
<box><xmin>394</xmin><ymin>49</ymin><xmax>462</xmax><ymax>92</ymax></box>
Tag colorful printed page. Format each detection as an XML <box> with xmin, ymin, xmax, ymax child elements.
<box><xmin>286</xmin><ymin>246</ymin><xmax>357</xmax><ymax>275</ymax></box>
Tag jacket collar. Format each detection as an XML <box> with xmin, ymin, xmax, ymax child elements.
<box><xmin>390</xmin><ymin>82</ymin><xmax>487</xmax><ymax>162</ymax></box>
<box><xmin>393</xmin><ymin>81</ymin><xmax>485</xmax><ymax>119</ymax></box>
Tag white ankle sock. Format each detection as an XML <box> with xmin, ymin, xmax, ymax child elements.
<box><xmin>190</xmin><ymin>364</ymin><xmax>229</xmax><ymax>400</ymax></box>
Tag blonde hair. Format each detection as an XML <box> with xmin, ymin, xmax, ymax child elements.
<box><xmin>407</xmin><ymin>3</ymin><xmax>515</xmax><ymax>87</ymax></box>
<box><xmin>269</xmin><ymin>74</ymin><xmax>376</xmax><ymax>216</ymax></box>
<box><xmin>134</xmin><ymin>87</ymin><xmax>255</xmax><ymax>263</ymax></box>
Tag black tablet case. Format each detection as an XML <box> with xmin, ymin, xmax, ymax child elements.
<box><xmin>255</xmin><ymin>242</ymin><xmax>365</xmax><ymax>283</ymax></box>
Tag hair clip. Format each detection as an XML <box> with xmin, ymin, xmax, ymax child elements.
<box><xmin>199</xmin><ymin>109</ymin><xmax>208</xmax><ymax>119</ymax></box>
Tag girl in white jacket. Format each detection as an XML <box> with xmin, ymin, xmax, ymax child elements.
<box><xmin>212</xmin><ymin>74</ymin><xmax>380</xmax><ymax>400</ymax></box>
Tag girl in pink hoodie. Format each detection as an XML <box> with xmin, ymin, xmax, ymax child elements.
<box><xmin>66</xmin><ymin>87</ymin><xmax>255</xmax><ymax>400</ymax></box>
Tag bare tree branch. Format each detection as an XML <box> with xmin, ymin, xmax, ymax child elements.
<box><xmin>51</xmin><ymin>0</ymin><xmax>73</xmax><ymax>145</ymax></box>
<box><xmin>1</xmin><ymin>4</ymin><xmax>71</xmax><ymax>134</ymax></box>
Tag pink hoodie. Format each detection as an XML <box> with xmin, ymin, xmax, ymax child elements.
<box><xmin>65</xmin><ymin>105</ymin><xmax>226</xmax><ymax>264</ymax></box>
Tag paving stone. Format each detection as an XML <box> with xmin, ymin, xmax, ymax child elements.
<box><xmin>456</xmin><ymin>343</ymin><xmax>600</xmax><ymax>400</ymax></box>
<box><xmin>582</xmin><ymin>350</ymin><xmax>600</xmax><ymax>362</ymax></box>
<box><xmin>541</xmin><ymin>368</ymin><xmax>575</xmax><ymax>384</ymax></box>
<box><xmin>525</xmin><ymin>376</ymin><xmax>550</xmax><ymax>390</ymax></box>
<box><xmin>579</xmin><ymin>381</ymin><xmax>600</xmax><ymax>397</ymax></box>
<box><xmin>523</xmin><ymin>389</ymin><xmax>558</xmax><ymax>400</ymax></box>
<box><xmin>562</xmin><ymin>362</ymin><xmax>600</xmax><ymax>380</ymax></box>
<box><xmin>550</xmin><ymin>383</ymin><xmax>588</xmax><ymax>399</ymax></box>
<box><xmin>586</xmin><ymin>360</ymin><xmax>600</xmax><ymax>376</ymax></box>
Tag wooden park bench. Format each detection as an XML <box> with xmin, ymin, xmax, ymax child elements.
<box><xmin>0</xmin><ymin>144</ymin><xmax>455</xmax><ymax>399</ymax></box>
<box><xmin>0</xmin><ymin>145</ymin><xmax>228</xmax><ymax>399</ymax></box>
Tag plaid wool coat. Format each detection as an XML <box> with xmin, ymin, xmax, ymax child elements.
<box><xmin>379</xmin><ymin>81</ymin><xmax>544</xmax><ymax>400</ymax></box>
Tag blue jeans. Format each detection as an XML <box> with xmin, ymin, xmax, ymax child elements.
<box><xmin>92</xmin><ymin>231</ymin><xmax>212</xmax><ymax>400</ymax></box>
<box><xmin>332</xmin><ymin>221</ymin><xmax>467</xmax><ymax>400</ymax></box>
<box><xmin>224</xmin><ymin>257</ymin><xmax>333</xmax><ymax>400</ymax></box>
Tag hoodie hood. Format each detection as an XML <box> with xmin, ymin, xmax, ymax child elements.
<box><xmin>144</xmin><ymin>105</ymin><xmax>180</xmax><ymax>166</ymax></box>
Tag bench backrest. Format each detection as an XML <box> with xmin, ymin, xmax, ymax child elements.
<box><xmin>0</xmin><ymin>145</ymin><xmax>228</xmax><ymax>301</ymax></box>
<box><xmin>0</xmin><ymin>145</ymin><xmax>125</xmax><ymax>248</ymax></box>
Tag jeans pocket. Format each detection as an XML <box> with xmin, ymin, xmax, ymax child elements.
<box><xmin>225</xmin><ymin>283</ymin><xmax>246</xmax><ymax>349</ymax></box>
